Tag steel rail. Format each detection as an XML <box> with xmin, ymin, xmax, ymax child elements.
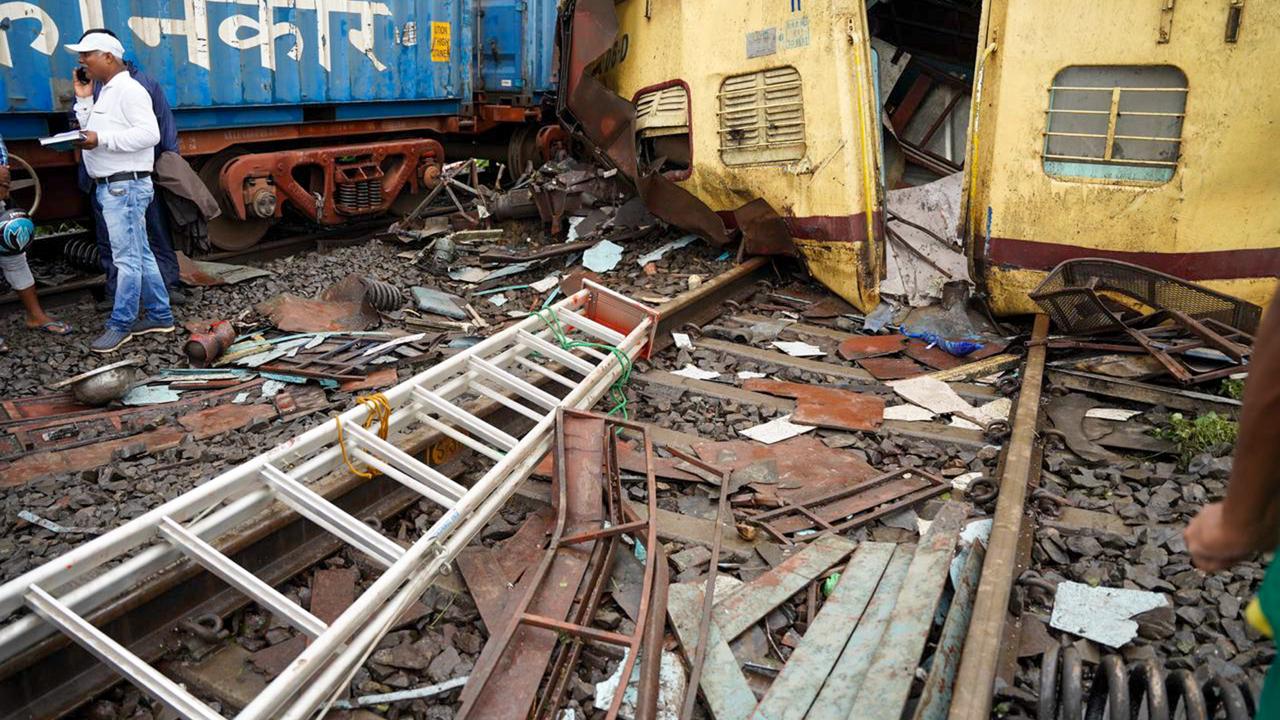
<box><xmin>947</xmin><ymin>313</ymin><xmax>1050</xmax><ymax>719</ymax></box>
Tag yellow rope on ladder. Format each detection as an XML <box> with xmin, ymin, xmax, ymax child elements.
<box><xmin>335</xmin><ymin>393</ymin><xmax>393</xmax><ymax>479</ymax></box>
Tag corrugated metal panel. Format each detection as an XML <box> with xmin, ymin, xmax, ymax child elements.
<box><xmin>476</xmin><ymin>0</ymin><xmax>555</xmax><ymax>95</ymax></box>
<box><xmin>0</xmin><ymin>0</ymin><xmax>473</xmax><ymax>123</ymax></box>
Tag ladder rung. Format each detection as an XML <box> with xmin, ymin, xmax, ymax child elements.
<box><xmin>514</xmin><ymin>356</ymin><xmax>578</xmax><ymax>390</ymax></box>
<box><xmin>25</xmin><ymin>586</ymin><xmax>224</xmax><ymax>720</ymax></box>
<box><xmin>471</xmin><ymin>381</ymin><xmax>547</xmax><ymax>423</ymax></box>
<box><xmin>516</xmin><ymin>330</ymin><xmax>596</xmax><ymax>375</ymax></box>
<box><xmin>575</xmin><ymin>345</ymin><xmax>608</xmax><ymax>362</ymax></box>
<box><xmin>260</xmin><ymin>465</ymin><xmax>404</xmax><ymax>568</ymax></box>
<box><xmin>469</xmin><ymin>357</ymin><xmax>561</xmax><ymax>411</ymax></box>
<box><xmin>554</xmin><ymin>307</ymin><xmax>626</xmax><ymax>346</ymax></box>
<box><xmin>341</xmin><ymin>422</ymin><xmax>468</xmax><ymax>500</ymax></box>
<box><xmin>157</xmin><ymin>517</ymin><xmax>327</xmax><ymax>638</ymax></box>
<box><xmin>351</xmin><ymin>449</ymin><xmax>462</xmax><ymax>508</ymax></box>
<box><xmin>412</xmin><ymin>387</ymin><xmax>519</xmax><ymax>450</ymax></box>
<box><xmin>414</xmin><ymin>412</ymin><xmax>506</xmax><ymax>462</ymax></box>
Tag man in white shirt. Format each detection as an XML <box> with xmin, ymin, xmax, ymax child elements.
<box><xmin>66</xmin><ymin>32</ymin><xmax>173</xmax><ymax>353</ymax></box>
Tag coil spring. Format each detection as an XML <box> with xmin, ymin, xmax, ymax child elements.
<box><xmin>335</xmin><ymin>180</ymin><xmax>382</xmax><ymax>212</ymax></box>
<box><xmin>361</xmin><ymin>276</ymin><xmax>403</xmax><ymax>311</ymax></box>
<box><xmin>1038</xmin><ymin>642</ymin><xmax>1258</xmax><ymax>720</ymax></box>
<box><xmin>63</xmin><ymin>237</ymin><xmax>102</xmax><ymax>272</ymax></box>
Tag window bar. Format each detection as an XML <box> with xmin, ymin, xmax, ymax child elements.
<box><xmin>1103</xmin><ymin>87</ymin><xmax>1122</xmax><ymax>161</ymax></box>
<box><xmin>1042</xmin><ymin>153</ymin><xmax>1177</xmax><ymax>168</ymax></box>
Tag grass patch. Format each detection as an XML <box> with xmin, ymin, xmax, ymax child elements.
<box><xmin>1154</xmin><ymin>412</ymin><xmax>1238</xmax><ymax>466</ymax></box>
<box><xmin>1221</xmin><ymin>377</ymin><xmax>1245</xmax><ymax>400</ymax></box>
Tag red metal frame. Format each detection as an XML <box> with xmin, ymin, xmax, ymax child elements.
<box><xmin>218</xmin><ymin>138</ymin><xmax>444</xmax><ymax>224</ymax></box>
<box><xmin>631</xmin><ymin>78</ymin><xmax>694</xmax><ymax>182</ymax></box>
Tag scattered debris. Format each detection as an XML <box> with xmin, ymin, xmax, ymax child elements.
<box><xmin>1049</xmin><ymin>582</ymin><xmax>1171</xmax><ymax>648</ymax></box>
<box><xmin>584</xmin><ymin>240</ymin><xmax>625</xmax><ymax>273</ymax></box>
<box><xmin>739</xmin><ymin>414</ymin><xmax>816</xmax><ymax>444</ymax></box>
<box><xmin>771</xmin><ymin>341</ymin><xmax>825</xmax><ymax>358</ymax></box>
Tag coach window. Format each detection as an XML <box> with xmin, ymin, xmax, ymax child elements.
<box><xmin>1043</xmin><ymin>65</ymin><xmax>1187</xmax><ymax>184</ymax></box>
<box><xmin>634</xmin><ymin>83</ymin><xmax>692</xmax><ymax>178</ymax></box>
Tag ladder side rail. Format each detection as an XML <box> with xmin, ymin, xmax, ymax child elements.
<box><xmin>238</xmin><ymin>316</ymin><xmax>653</xmax><ymax>720</ymax></box>
<box><xmin>0</xmin><ymin>489</ymin><xmax>275</xmax><ymax>663</ymax></box>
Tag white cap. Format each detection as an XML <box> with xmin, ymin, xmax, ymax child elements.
<box><xmin>65</xmin><ymin>31</ymin><xmax>125</xmax><ymax>58</ymax></box>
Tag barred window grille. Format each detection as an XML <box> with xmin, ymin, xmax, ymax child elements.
<box><xmin>717</xmin><ymin>66</ymin><xmax>807</xmax><ymax>165</ymax></box>
<box><xmin>1043</xmin><ymin>65</ymin><xmax>1187</xmax><ymax>183</ymax></box>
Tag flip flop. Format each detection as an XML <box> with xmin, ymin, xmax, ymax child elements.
<box><xmin>29</xmin><ymin>320</ymin><xmax>73</xmax><ymax>336</ymax></box>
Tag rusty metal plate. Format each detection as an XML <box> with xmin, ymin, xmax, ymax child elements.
<box><xmin>693</xmin><ymin>436</ymin><xmax>880</xmax><ymax>495</ymax></box>
<box><xmin>837</xmin><ymin>334</ymin><xmax>908</xmax><ymax>360</ymax></box>
<box><xmin>855</xmin><ymin>355</ymin><xmax>927</xmax><ymax>380</ymax></box>
<box><xmin>255</xmin><ymin>294</ymin><xmax>379</xmax><ymax>333</ymax></box>
<box><xmin>459</xmin><ymin>416</ymin><xmax>606</xmax><ymax>719</ymax></box>
<box><xmin>903</xmin><ymin>339</ymin><xmax>1010</xmax><ymax>371</ymax></box>
<box><xmin>742</xmin><ymin>379</ymin><xmax>885</xmax><ymax>432</ymax></box>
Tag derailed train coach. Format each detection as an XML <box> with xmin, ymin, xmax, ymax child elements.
<box><xmin>569</xmin><ymin>0</ymin><xmax>1280</xmax><ymax>314</ymax></box>
<box><xmin>0</xmin><ymin>0</ymin><xmax>559</xmax><ymax>250</ymax></box>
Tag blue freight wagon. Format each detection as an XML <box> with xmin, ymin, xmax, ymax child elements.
<box><xmin>0</xmin><ymin>0</ymin><xmax>560</xmax><ymax>249</ymax></box>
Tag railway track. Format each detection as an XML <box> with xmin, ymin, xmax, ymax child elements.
<box><xmin>0</xmin><ymin>256</ymin><xmax>772</xmax><ymax>719</ymax></box>
<box><xmin>0</xmin><ymin>217</ymin><xmax>399</xmax><ymax>311</ymax></box>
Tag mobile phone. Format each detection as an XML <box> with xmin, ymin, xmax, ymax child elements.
<box><xmin>75</xmin><ymin>66</ymin><xmax>89</xmax><ymax>84</ymax></box>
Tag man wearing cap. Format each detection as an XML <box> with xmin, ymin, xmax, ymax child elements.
<box><xmin>67</xmin><ymin>31</ymin><xmax>173</xmax><ymax>353</ymax></box>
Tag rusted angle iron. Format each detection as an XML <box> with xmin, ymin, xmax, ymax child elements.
<box><xmin>745</xmin><ymin>468</ymin><xmax>949</xmax><ymax>543</ymax></box>
<box><xmin>458</xmin><ymin>409</ymin><xmax>667</xmax><ymax>720</ymax></box>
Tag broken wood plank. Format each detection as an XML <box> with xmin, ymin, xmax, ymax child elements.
<box><xmin>713</xmin><ymin>534</ymin><xmax>856</xmax><ymax>641</ymax></box>
<box><xmin>751</xmin><ymin>543</ymin><xmax>897</xmax><ymax>720</ymax></box>
<box><xmin>668</xmin><ymin>583</ymin><xmax>756</xmax><ymax>720</ymax></box>
<box><xmin>852</xmin><ymin>501</ymin><xmax>970</xmax><ymax>720</ymax></box>
<box><xmin>735</xmin><ymin>313</ymin><xmax>865</xmax><ymax>344</ymax></box>
<box><xmin>926</xmin><ymin>353</ymin><xmax>1021</xmax><ymax>382</ymax></box>
<box><xmin>808</xmin><ymin>544</ymin><xmax>915</xmax><ymax>720</ymax></box>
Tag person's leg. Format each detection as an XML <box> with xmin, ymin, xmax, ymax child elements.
<box><xmin>98</xmin><ymin>181</ymin><xmax>147</xmax><ymax>334</ymax></box>
<box><xmin>131</xmin><ymin>178</ymin><xmax>173</xmax><ymax>328</ymax></box>
<box><xmin>0</xmin><ymin>254</ymin><xmax>71</xmax><ymax>334</ymax></box>
<box><xmin>91</xmin><ymin>191</ymin><xmax>117</xmax><ymax>300</ymax></box>
<box><xmin>145</xmin><ymin>193</ymin><xmax>180</xmax><ymax>289</ymax></box>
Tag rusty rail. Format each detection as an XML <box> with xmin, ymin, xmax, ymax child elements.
<box><xmin>948</xmin><ymin>313</ymin><xmax>1050</xmax><ymax>719</ymax></box>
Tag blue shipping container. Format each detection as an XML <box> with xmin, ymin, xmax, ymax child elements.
<box><xmin>0</xmin><ymin>0</ymin><xmax>478</xmax><ymax>139</ymax></box>
<box><xmin>476</xmin><ymin>0</ymin><xmax>556</xmax><ymax>97</ymax></box>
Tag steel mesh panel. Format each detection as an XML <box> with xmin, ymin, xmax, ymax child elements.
<box><xmin>1030</xmin><ymin>259</ymin><xmax>1262</xmax><ymax>334</ymax></box>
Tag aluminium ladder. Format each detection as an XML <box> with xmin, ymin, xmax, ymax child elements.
<box><xmin>0</xmin><ymin>280</ymin><xmax>658</xmax><ymax>720</ymax></box>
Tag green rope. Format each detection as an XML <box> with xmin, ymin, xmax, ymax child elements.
<box><xmin>533</xmin><ymin>308</ymin><xmax>634</xmax><ymax>419</ymax></box>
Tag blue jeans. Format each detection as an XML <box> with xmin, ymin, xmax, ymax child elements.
<box><xmin>97</xmin><ymin>177</ymin><xmax>172</xmax><ymax>332</ymax></box>
<box><xmin>93</xmin><ymin>186</ymin><xmax>180</xmax><ymax>296</ymax></box>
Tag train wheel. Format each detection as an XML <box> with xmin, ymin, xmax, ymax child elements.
<box><xmin>7</xmin><ymin>153</ymin><xmax>42</xmax><ymax>216</ymax></box>
<box><xmin>198</xmin><ymin>147</ymin><xmax>273</xmax><ymax>251</ymax></box>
